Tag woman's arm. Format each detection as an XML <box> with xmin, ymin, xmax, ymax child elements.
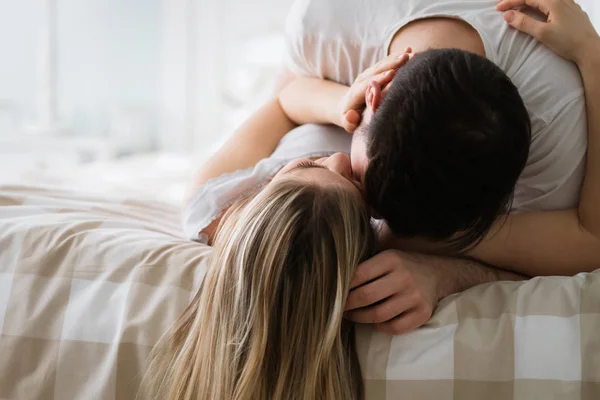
<box><xmin>186</xmin><ymin>97</ymin><xmax>296</xmax><ymax>200</ymax></box>
<box><xmin>577</xmin><ymin>43</ymin><xmax>600</xmax><ymax>236</ymax></box>
<box><xmin>186</xmin><ymin>72</ymin><xmax>296</xmax><ymax>200</ymax></box>
<box><xmin>187</xmin><ymin>50</ymin><xmax>412</xmax><ymax>202</ymax></box>
<box><xmin>468</xmin><ymin>49</ymin><xmax>600</xmax><ymax>276</ymax></box>
<box><xmin>279</xmin><ymin>52</ymin><xmax>412</xmax><ymax>132</ymax></box>
<box><xmin>279</xmin><ymin>78</ymin><xmax>349</xmax><ymax>127</ymax></box>
<box><xmin>187</xmin><ymin>51</ymin><xmax>409</xmax><ymax>199</ymax></box>
<box><xmin>498</xmin><ymin>0</ymin><xmax>600</xmax><ymax>234</ymax></box>
<box><xmin>184</xmin><ymin>62</ymin><xmax>387</xmax><ymax>241</ymax></box>
<box><xmin>186</xmin><ymin>53</ymin><xmax>409</xmax><ymax>241</ymax></box>
<box><xmin>466</xmin><ymin>0</ymin><xmax>600</xmax><ymax>275</ymax></box>
<box><xmin>185</xmin><ymin>97</ymin><xmax>297</xmax><ymax>243</ymax></box>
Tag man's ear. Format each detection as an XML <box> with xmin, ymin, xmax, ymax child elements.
<box><xmin>365</xmin><ymin>81</ymin><xmax>383</xmax><ymax>113</ymax></box>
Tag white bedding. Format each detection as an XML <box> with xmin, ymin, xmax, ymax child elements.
<box><xmin>0</xmin><ymin>181</ymin><xmax>599</xmax><ymax>399</ymax></box>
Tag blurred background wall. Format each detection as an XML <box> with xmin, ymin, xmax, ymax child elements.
<box><xmin>0</xmin><ymin>0</ymin><xmax>294</xmax><ymax>164</ymax></box>
<box><xmin>0</xmin><ymin>0</ymin><xmax>598</xmax><ymax>194</ymax></box>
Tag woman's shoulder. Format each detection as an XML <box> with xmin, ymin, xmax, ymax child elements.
<box><xmin>183</xmin><ymin>124</ymin><xmax>351</xmax><ymax>242</ymax></box>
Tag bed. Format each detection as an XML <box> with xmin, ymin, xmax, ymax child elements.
<box><xmin>0</xmin><ymin>181</ymin><xmax>599</xmax><ymax>399</ymax></box>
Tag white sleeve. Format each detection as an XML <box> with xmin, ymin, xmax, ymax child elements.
<box><xmin>181</xmin><ymin>165</ymin><xmax>270</xmax><ymax>242</ymax></box>
<box><xmin>512</xmin><ymin>96</ymin><xmax>587</xmax><ymax>212</ymax></box>
<box><xmin>283</xmin><ymin>0</ymin><xmax>319</xmax><ymax>77</ymax></box>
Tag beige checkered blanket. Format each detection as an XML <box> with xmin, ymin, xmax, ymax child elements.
<box><xmin>1</xmin><ymin>184</ymin><xmax>599</xmax><ymax>399</ymax></box>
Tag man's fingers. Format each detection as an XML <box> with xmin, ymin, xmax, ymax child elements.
<box><xmin>345</xmin><ymin>292</ymin><xmax>418</xmax><ymax>323</ymax></box>
<box><xmin>503</xmin><ymin>9</ymin><xmax>547</xmax><ymax>39</ymax></box>
<box><xmin>350</xmin><ymin>254</ymin><xmax>396</xmax><ymax>289</ymax></box>
<box><xmin>374</xmin><ymin>307</ymin><xmax>431</xmax><ymax>335</ymax></box>
<box><xmin>345</xmin><ymin>274</ymin><xmax>407</xmax><ymax>311</ymax></box>
<box><xmin>496</xmin><ymin>0</ymin><xmax>550</xmax><ymax>15</ymax></box>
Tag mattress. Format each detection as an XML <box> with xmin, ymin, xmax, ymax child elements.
<box><xmin>0</xmin><ymin>183</ymin><xmax>598</xmax><ymax>399</ymax></box>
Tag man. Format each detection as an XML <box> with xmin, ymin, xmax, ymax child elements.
<box><xmin>273</xmin><ymin>0</ymin><xmax>600</xmax><ymax>334</ymax></box>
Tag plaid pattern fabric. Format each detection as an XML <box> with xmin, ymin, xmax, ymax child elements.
<box><xmin>0</xmin><ymin>184</ymin><xmax>599</xmax><ymax>399</ymax></box>
<box><xmin>357</xmin><ymin>275</ymin><xmax>600</xmax><ymax>400</ymax></box>
<box><xmin>0</xmin><ymin>184</ymin><xmax>211</xmax><ymax>399</ymax></box>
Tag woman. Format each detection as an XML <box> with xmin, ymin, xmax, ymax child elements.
<box><xmin>140</xmin><ymin>44</ymin><xmax>412</xmax><ymax>400</ymax></box>
<box><xmin>145</xmin><ymin>1</ymin><xmax>599</xmax><ymax>398</ymax></box>
<box><xmin>142</xmin><ymin>66</ymin><xmax>399</xmax><ymax>399</ymax></box>
<box><xmin>147</xmin><ymin>170</ymin><xmax>376</xmax><ymax>399</ymax></box>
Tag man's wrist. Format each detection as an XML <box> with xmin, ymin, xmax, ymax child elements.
<box><xmin>425</xmin><ymin>254</ymin><xmax>526</xmax><ymax>301</ymax></box>
<box><xmin>423</xmin><ymin>254</ymin><xmax>455</xmax><ymax>301</ymax></box>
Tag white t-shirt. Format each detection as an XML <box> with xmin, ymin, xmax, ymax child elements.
<box><xmin>284</xmin><ymin>0</ymin><xmax>588</xmax><ymax>212</ymax></box>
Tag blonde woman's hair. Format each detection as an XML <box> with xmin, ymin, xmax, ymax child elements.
<box><xmin>144</xmin><ymin>178</ymin><xmax>376</xmax><ymax>400</ymax></box>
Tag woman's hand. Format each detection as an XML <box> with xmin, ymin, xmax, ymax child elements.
<box><xmin>337</xmin><ymin>49</ymin><xmax>413</xmax><ymax>133</ymax></box>
<box><xmin>497</xmin><ymin>0</ymin><xmax>600</xmax><ymax>65</ymax></box>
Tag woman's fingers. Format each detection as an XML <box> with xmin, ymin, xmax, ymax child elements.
<box><xmin>497</xmin><ymin>0</ymin><xmax>548</xmax><ymax>40</ymax></box>
<box><xmin>344</xmin><ymin>110</ymin><xmax>361</xmax><ymax>125</ymax></box>
<box><xmin>503</xmin><ymin>9</ymin><xmax>547</xmax><ymax>39</ymax></box>
<box><xmin>342</xmin><ymin>69</ymin><xmax>396</xmax><ymax>118</ymax></box>
<box><xmin>496</xmin><ymin>0</ymin><xmax>550</xmax><ymax>15</ymax></box>
<box><xmin>498</xmin><ymin>0</ymin><xmax>597</xmax><ymax>63</ymax></box>
<box><xmin>341</xmin><ymin>110</ymin><xmax>361</xmax><ymax>132</ymax></box>
<box><xmin>340</xmin><ymin>49</ymin><xmax>412</xmax><ymax>132</ymax></box>
<box><xmin>357</xmin><ymin>52</ymin><xmax>410</xmax><ymax>83</ymax></box>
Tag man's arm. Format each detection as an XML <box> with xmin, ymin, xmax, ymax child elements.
<box><xmin>345</xmin><ymin>223</ymin><xmax>525</xmax><ymax>335</ymax></box>
<box><xmin>377</xmin><ymin>222</ymin><xmax>527</xmax><ymax>291</ymax></box>
<box><xmin>468</xmin><ymin>209</ymin><xmax>600</xmax><ymax>276</ymax></box>
<box><xmin>344</xmin><ymin>249</ymin><xmax>525</xmax><ymax>335</ymax></box>
<box><xmin>432</xmin><ymin>256</ymin><xmax>526</xmax><ymax>299</ymax></box>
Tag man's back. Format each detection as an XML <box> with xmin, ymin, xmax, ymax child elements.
<box><xmin>285</xmin><ymin>0</ymin><xmax>587</xmax><ymax>212</ymax></box>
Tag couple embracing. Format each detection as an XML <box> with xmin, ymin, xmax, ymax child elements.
<box><xmin>147</xmin><ymin>1</ymin><xmax>600</xmax><ymax>399</ymax></box>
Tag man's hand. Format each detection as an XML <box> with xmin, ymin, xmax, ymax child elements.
<box><xmin>344</xmin><ymin>248</ymin><xmax>527</xmax><ymax>335</ymax></box>
<box><xmin>337</xmin><ymin>49</ymin><xmax>413</xmax><ymax>132</ymax></box>
<box><xmin>344</xmin><ymin>250</ymin><xmax>439</xmax><ymax>335</ymax></box>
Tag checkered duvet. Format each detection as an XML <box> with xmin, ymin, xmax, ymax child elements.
<box><xmin>0</xmin><ymin>184</ymin><xmax>598</xmax><ymax>399</ymax></box>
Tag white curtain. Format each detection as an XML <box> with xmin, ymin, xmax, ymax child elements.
<box><xmin>1</xmin><ymin>0</ymin><xmax>598</xmax><ymax>157</ymax></box>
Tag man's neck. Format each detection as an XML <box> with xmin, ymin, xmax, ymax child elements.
<box><xmin>388</xmin><ymin>17</ymin><xmax>486</xmax><ymax>58</ymax></box>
